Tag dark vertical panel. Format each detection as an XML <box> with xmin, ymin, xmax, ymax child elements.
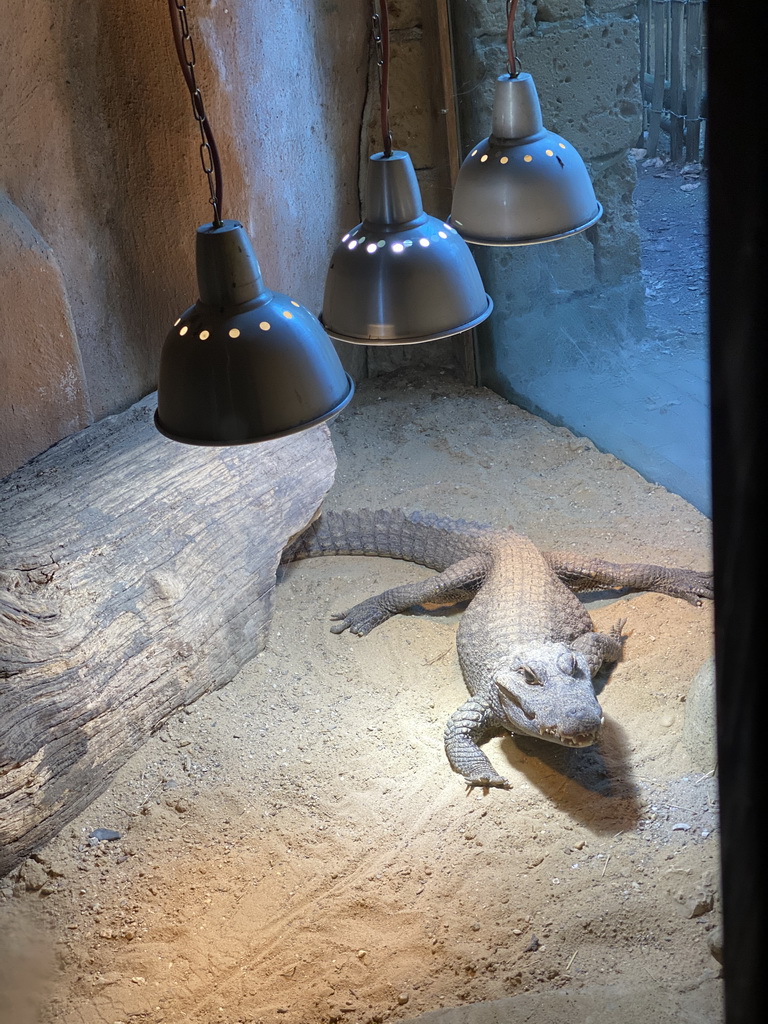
<box><xmin>709</xmin><ymin>3</ymin><xmax>768</xmax><ymax>1021</ymax></box>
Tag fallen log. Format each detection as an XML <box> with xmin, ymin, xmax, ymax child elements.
<box><xmin>0</xmin><ymin>395</ymin><xmax>337</xmax><ymax>876</ymax></box>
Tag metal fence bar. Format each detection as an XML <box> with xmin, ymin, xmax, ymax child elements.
<box><xmin>646</xmin><ymin>0</ymin><xmax>668</xmax><ymax>156</ymax></box>
<box><xmin>669</xmin><ymin>0</ymin><xmax>686</xmax><ymax>161</ymax></box>
<box><xmin>639</xmin><ymin>0</ymin><xmax>707</xmax><ymax>163</ymax></box>
<box><xmin>685</xmin><ymin>0</ymin><xmax>706</xmax><ymax>161</ymax></box>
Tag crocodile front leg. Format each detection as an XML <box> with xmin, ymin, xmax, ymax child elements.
<box><xmin>571</xmin><ymin>620</ymin><xmax>626</xmax><ymax>676</ymax></box>
<box><xmin>329</xmin><ymin>554</ymin><xmax>490</xmax><ymax>636</ymax></box>
<box><xmin>444</xmin><ymin>696</ymin><xmax>510</xmax><ymax>789</ymax></box>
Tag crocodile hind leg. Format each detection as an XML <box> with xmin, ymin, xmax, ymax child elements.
<box><xmin>544</xmin><ymin>552</ymin><xmax>713</xmax><ymax>605</ymax></box>
<box><xmin>571</xmin><ymin>620</ymin><xmax>626</xmax><ymax>676</ymax></box>
<box><xmin>444</xmin><ymin>697</ymin><xmax>511</xmax><ymax>789</ymax></box>
<box><xmin>329</xmin><ymin>554</ymin><xmax>490</xmax><ymax>636</ymax></box>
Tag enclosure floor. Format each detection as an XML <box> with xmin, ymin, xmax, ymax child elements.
<box><xmin>1</xmin><ymin>371</ymin><xmax>720</xmax><ymax>1024</ymax></box>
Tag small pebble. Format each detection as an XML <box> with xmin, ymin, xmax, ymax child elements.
<box><xmin>397</xmin><ymin>992</ymin><xmax>409</xmax><ymax>1005</ymax></box>
<box><xmin>89</xmin><ymin>829</ymin><xmax>121</xmax><ymax>842</ymax></box>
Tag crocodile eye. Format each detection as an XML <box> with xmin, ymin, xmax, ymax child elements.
<box><xmin>518</xmin><ymin>665</ymin><xmax>541</xmax><ymax>685</ymax></box>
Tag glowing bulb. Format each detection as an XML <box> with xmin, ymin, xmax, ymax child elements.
<box><xmin>229</xmin><ymin>328</ymin><xmax>241</xmax><ymax>338</ymax></box>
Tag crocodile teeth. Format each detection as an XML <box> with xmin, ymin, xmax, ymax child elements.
<box><xmin>539</xmin><ymin>726</ymin><xmax>599</xmax><ymax>747</ymax></box>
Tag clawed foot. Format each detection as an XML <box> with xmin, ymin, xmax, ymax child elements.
<box><xmin>463</xmin><ymin>774</ymin><xmax>511</xmax><ymax>791</ymax></box>
<box><xmin>330</xmin><ymin>601</ymin><xmax>391</xmax><ymax>636</ymax></box>
<box><xmin>610</xmin><ymin>617</ymin><xmax>628</xmax><ymax>641</ymax></box>
<box><xmin>666</xmin><ymin>570</ymin><xmax>714</xmax><ymax>605</ymax></box>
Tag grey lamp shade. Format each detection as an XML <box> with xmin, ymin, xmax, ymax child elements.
<box><xmin>321</xmin><ymin>150</ymin><xmax>492</xmax><ymax>345</ymax></box>
<box><xmin>155</xmin><ymin>221</ymin><xmax>354</xmax><ymax>445</ymax></box>
<box><xmin>449</xmin><ymin>73</ymin><xmax>602</xmax><ymax>246</ymax></box>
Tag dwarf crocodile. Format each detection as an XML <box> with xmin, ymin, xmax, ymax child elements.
<box><xmin>282</xmin><ymin>509</ymin><xmax>713</xmax><ymax>788</ymax></box>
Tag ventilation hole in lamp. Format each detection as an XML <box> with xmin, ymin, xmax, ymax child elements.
<box><xmin>291</xmin><ymin>301</ymin><xmax>300</xmax><ymax>307</ymax></box>
<box><xmin>546</xmin><ymin>149</ymin><xmax>554</xmax><ymax>157</ymax></box>
<box><xmin>471</xmin><ymin>149</ymin><xmax>478</xmax><ymax>157</ymax></box>
<box><xmin>173</xmin><ymin>318</ymin><xmax>181</xmax><ymax>326</ymax></box>
<box><xmin>179</xmin><ymin>325</ymin><xmax>188</xmax><ymax>336</ymax></box>
<box><xmin>199</xmin><ymin>330</ymin><xmax>210</xmax><ymax>340</ymax></box>
<box><xmin>559</xmin><ymin>143</ymin><xmax>566</xmax><ymax>149</ymax></box>
<box><xmin>366</xmin><ymin>243</ymin><xmax>377</xmax><ymax>253</ymax></box>
<box><xmin>524</xmin><ymin>154</ymin><xmax>533</xmax><ymax>163</ymax></box>
<box><xmin>419</xmin><ymin>238</ymin><xmax>430</xmax><ymax>247</ymax></box>
<box><xmin>348</xmin><ymin>240</ymin><xmax>358</xmax><ymax>249</ymax></box>
<box><xmin>377</xmin><ymin>240</ymin><xmax>386</xmax><ymax>248</ymax></box>
<box><xmin>500</xmin><ymin>156</ymin><xmax>509</xmax><ymax>164</ymax></box>
<box><xmin>480</xmin><ymin>155</ymin><xmax>488</xmax><ymax>163</ymax></box>
<box><xmin>283</xmin><ymin>311</ymin><xmax>294</xmax><ymax>319</ymax></box>
<box><xmin>392</xmin><ymin>242</ymin><xmax>405</xmax><ymax>253</ymax></box>
<box><xmin>229</xmin><ymin>328</ymin><xmax>241</xmax><ymax>338</ymax></box>
<box><xmin>438</xmin><ymin>231</ymin><xmax>447</xmax><ymax>239</ymax></box>
<box><xmin>258</xmin><ymin>323</ymin><xmax>270</xmax><ymax>332</ymax></box>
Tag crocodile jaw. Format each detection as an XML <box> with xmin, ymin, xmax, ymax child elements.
<box><xmin>537</xmin><ymin>717</ymin><xmax>604</xmax><ymax>747</ymax></box>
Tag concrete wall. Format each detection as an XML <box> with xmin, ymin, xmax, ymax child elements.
<box><xmin>449</xmin><ymin>1</ymin><xmax>710</xmax><ymax>515</ymax></box>
<box><xmin>0</xmin><ymin>0</ymin><xmax>369</xmax><ymax>477</ymax></box>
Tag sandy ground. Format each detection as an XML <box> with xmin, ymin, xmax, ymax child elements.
<box><xmin>0</xmin><ymin>361</ymin><xmax>719</xmax><ymax>1024</ymax></box>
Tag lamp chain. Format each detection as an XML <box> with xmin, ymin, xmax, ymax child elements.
<box><xmin>506</xmin><ymin>0</ymin><xmax>522</xmax><ymax>77</ymax></box>
<box><xmin>372</xmin><ymin>1</ymin><xmax>393</xmax><ymax>158</ymax></box>
<box><xmin>168</xmin><ymin>0</ymin><xmax>224</xmax><ymax>227</ymax></box>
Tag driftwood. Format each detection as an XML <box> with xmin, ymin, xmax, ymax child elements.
<box><xmin>0</xmin><ymin>395</ymin><xmax>337</xmax><ymax>876</ymax></box>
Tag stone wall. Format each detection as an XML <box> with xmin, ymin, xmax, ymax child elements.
<box><xmin>449</xmin><ymin>0</ymin><xmax>646</xmax><ymax>404</ymax></box>
<box><xmin>0</xmin><ymin>0</ymin><xmax>369</xmax><ymax>477</ymax></box>
<box><xmin>447</xmin><ymin>1</ymin><xmax>710</xmax><ymax>515</ymax></box>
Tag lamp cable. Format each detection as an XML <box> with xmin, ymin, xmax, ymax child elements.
<box><xmin>168</xmin><ymin>0</ymin><xmax>224</xmax><ymax>227</ymax></box>
<box><xmin>506</xmin><ymin>0</ymin><xmax>521</xmax><ymax>78</ymax></box>
<box><xmin>372</xmin><ymin>0</ymin><xmax>393</xmax><ymax>158</ymax></box>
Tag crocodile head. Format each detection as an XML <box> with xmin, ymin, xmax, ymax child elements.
<box><xmin>493</xmin><ymin>642</ymin><xmax>604</xmax><ymax>747</ymax></box>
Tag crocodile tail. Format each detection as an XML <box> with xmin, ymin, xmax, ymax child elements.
<box><xmin>281</xmin><ymin>508</ymin><xmax>491</xmax><ymax>571</ymax></box>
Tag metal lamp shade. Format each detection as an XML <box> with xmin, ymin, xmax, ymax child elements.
<box><xmin>155</xmin><ymin>221</ymin><xmax>354</xmax><ymax>445</ymax></box>
<box><xmin>449</xmin><ymin>73</ymin><xmax>602</xmax><ymax>246</ymax></box>
<box><xmin>322</xmin><ymin>151</ymin><xmax>492</xmax><ymax>345</ymax></box>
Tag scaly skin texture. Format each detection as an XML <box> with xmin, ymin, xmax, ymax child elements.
<box><xmin>282</xmin><ymin>509</ymin><xmax>713</xmax><ymax>788</ymax></box>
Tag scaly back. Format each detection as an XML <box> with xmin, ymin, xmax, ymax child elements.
<box><xmin>282</xmin><ymin>508</ymin><xmax>496</xmax><ymax>572</ymax></box>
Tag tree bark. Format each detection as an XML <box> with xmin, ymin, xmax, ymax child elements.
<box><xmin>0</xmin><ymin>395</ymin><xmax>337</xmax><ymax>876</ymax></box>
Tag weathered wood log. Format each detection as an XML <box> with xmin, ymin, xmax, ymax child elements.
<box><xmin>0</xmin><ymin>395</ymin><xmax>337</xmax><ymax>876</ymax></box>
